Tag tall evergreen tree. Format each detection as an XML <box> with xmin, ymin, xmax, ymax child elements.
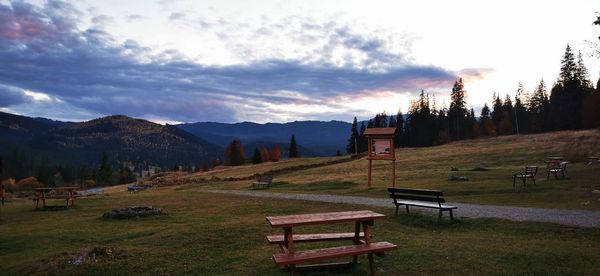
<box><xmin>514</xmin><ymin>82</ymin><xmax>528</xmax><ymax>134</ymax></box>
<box><xmin>479</xmin><ymin>103</ymin><xmax>495</xmax><ymax>136</ymax></box>
<box><xmin>559</xmin><ymin>44</ymin><xmax>577</xmax><ymax>83</ymax></box>
<box><xmin>491</xmin><ymin>93</ymin><xmax>503</xmax><ymax>129</ymax></box>
<box><xmin>503</xmin><ymin>94</ymin><xmax>515</xmax><ymax>134</ymax></box>
<box><xmin>288</xmin><ymin>135</ymin><xmax>299</xmax><ymax>158</ymax></box>
<box><xmin>575</xmin><ymin>51</ymin><xmax>591</xmax><ymax>88</ymax></box>
<box><xmin>252</xmin><ymin>147</ymin><xmax>262</xmax><ymax>164</ymax></box>
<box><xmin>388</xmin><ymin>114</ymin><xmax>396</xmax><ymax>128</ymax></box>
<box><xmin>528</xmin><ymin>79</ymin><xmax>549</xmax><ymax>132</ymax></box>
<box><xmin>346</xmin><ymin>117</ymin><xmax>359</xmax><ymax>154</ymax></box>
<box><xmin>395</xmin><ymin>109</ymin><xmax>405</xmax><ymax>147</ymax></box>
<box><xmin>358</xmin><ymin>122</ymin><xmax>367</xmax><ymax>152</ymax></box>
<box><xmin>448</xmin><ymin>78</ymin><xmax>468</xmax><ymax>140</ymax></box>
<box><xmin>97</xmin><ymin>152</ymin><xmax>112</xmax><ymax>186</ymax></box>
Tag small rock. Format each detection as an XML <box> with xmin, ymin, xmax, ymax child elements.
<box><xmin>449</xmin><ymin>175</ymin><xmax>469</xmax><ymax>181</ymax></box>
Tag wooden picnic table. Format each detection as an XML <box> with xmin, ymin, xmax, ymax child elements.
<box><xmin>32</xmin><ymin>186</ymin><xmax>78</xmax><ymax>208</ymax></box>
<box><xmin>266</xmin><ymin>210</ymin><xmax>396</xmax><ymax>275</ymax></box>
<box><xmin>547</xmin><ymin>156</ymin><xmax>564</xmax><ymax>168</ymax></box>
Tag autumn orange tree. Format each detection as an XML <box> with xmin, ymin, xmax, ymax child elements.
<box><xmin>271</xmin><ymin>146</ymin><xmax>281</xmax><ymax>162</ymax></box>
<box><xmin>261</xmin><ymin>148</ymin><xmax>270</xmax><ymax>162</ymax></box>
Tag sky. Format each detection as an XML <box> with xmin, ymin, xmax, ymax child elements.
<box><xmin>0</xmin><ymin>0</ymin><xmax>599</xmax><ymax>124</ymax></box>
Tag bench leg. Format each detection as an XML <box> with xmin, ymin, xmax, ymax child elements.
<box><xmin>405</xmin><ymin>205</ymin><xmax>410</xmax><ymax>214</ymax></box>
<box><xmin>449</xmin><ymin>209</ymin><xmax>454</xmax><ymax>221</ymax></box>
<box><xmin>395</xmin><ymin>205</ymin><xmax>399</xmax><ymax>216</ymax></box>
<box><xmin>532</xmin><ymin>177</ymin><xmax>536</xmax><ymax>185</ymax></box>
<box><xmin>438</xmin><ymin>210</ymin><xmax>443</xmax><ymax>222</ymax></box>
<box><xmin>512</xmin><ymin>177</ymin><xmax>516</xmax><ymax>189</ymax></box>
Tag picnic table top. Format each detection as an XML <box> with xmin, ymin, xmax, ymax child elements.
<box><xmin>266</xmin><ymin>210</ymin><xmax>386</xmax><ymax>228</ymax></box>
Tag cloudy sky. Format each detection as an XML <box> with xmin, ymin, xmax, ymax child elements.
<box><xmin>1</xmin><ymin>0</ymin><xmax>599</xmax><ymax>124</ymax></box>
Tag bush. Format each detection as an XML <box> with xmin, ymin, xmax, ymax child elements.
<box><xmin>15</xmin><ymin>176</ymin><xmax>43</xmax><ymax>191</ymax></box>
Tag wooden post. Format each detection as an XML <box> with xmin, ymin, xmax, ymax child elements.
<box><xmin>392</xmin><ymin>159</ymin><xmax>396</xmax><ymax>187</ymax></box>
<box><xmin>367</xmin><ymin>159</ymin><xmax>372</xmax><ymax>188</ymax></box>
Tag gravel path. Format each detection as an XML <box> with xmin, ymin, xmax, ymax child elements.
<box><xmin>206</xmin><ymin>190</ymin><xmax>600</xmax><ymax>228</ymax></box>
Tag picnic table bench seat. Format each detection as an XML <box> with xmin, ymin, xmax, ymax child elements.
<box><xmin>388</xmin><ymin>187</ymin><xmax>457</xmax><ymax>221</ymax></box>
<box><xmin>252</xmin><ymin>175</ymin><xmax>273</xmax><ymax>189</ymax></box>
<box><xmin>272</xmin><ymin>241</ymin><xmax>397</xmax><ymax>266</ymax></box>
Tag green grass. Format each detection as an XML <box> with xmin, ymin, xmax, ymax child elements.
<box><xmin>202</xmin><ymin>130</ymin><xmax>600</xmax><ymax>210</ymax></box>
<box><xmin>1</xmin><ymin>188</ymin><xmax>599</xmax><ymax>275</ymax></box>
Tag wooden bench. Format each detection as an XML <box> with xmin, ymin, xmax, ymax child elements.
<box><xmin>387</xmin><ymin>187</ymin><xmax>457</xmax><ymax>221</ymax></box>
<box><xmin>547</xmin><ymin>161</ymin><xmax>568</xmax><ymax>179</ymax></box>
<box><xmin>252</xmin><ymin>175</ymin><xmax>273</xmax><ymax>189</ymax></box>
<box><xmin>512</xmin><ymin>166</ymin><xmax>537</xmax><ymax>188</ymax></box>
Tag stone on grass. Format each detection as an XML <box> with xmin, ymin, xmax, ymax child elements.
<box><xmin>449</xmin><ymin>175</ymin><xmax>469</xmax><ymax>181</ymax></box>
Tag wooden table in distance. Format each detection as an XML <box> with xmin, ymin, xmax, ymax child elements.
<box><xmin>266</xmin><ymin>210</ymin><xmax>397</xmax><ymax>275</ymax></box>
<box><xmin>547</xmin><ymin>156</ymin><xmax>565</xmax><ymax>168</ymax></box>
<box><xmin>33</xmin><ymin>187</ymin><xmax>78</xmax><ymax>208</ymax></box>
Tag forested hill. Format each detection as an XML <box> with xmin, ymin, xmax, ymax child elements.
<box><xmin>0</xmin><ymin>112</ymin><xmax>222</xmax><ymax>173</ymax></box>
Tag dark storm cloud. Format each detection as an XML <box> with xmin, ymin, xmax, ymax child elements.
<box><xmin>0</xmin><ymin>1</ymin><xmax>482</xmax><ymax>122</ymax></box>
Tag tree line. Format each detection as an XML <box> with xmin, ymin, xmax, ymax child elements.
<box><xmin>225</xmin><ymin>135</ymin><xmax>300</xmax><ymax>166</ymax></box>
<box><xmin>347</xmin><ymin>44</ymin><xmax>600</xmax><ymax>153</ymax></box>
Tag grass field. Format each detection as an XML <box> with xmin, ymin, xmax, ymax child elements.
<box><xmin>1</xmin><ymin>187</ymin><xmax>599</xmax><ymax>275</ymax></box>
<box><xmin>205</xmin><ymin>130</ymin><xmax>600</xmax><ymax>211</ymax></box>
<box><xmin>2</xmin><ymin>130</ymin><xmax>600</xmax><ymax>275</ymax></box>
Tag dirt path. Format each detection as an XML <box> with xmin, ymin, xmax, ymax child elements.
<box><xmin>206</xmin><ymin>190</ymin><xmax>600</xmax><ymax>228</ymax></box>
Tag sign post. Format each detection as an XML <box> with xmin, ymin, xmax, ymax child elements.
<box><xmin>364</xmin><ymin>128</ymin><xmax>397</xmax><ymax>188</ymax></box>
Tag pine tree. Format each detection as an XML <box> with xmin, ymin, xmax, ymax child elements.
<box><xmin>395</xmin><ymin>109</ymin><xmax>404</xmax><ymax>147</ymax></box>
<box><xmin>575</xmin><ymin>51</ymin><xmax>591</xmax><ymax>88</ymax></box>
<box><xmin>491</xmin><ymin>93</ymin><xmax>503</xmax><ymax>130</ymax></box>
<box><xmin>479</xmin><ymin>103</ymin><xmax>495</xmax><ymax>136</ymax></box>
<box><xmin>97</xmin><ymin>152</ymin><xmax>112</xmax><ymax>186</ymax></box>
<box><xmin>388</xmin><ymin>114</ymin><xmax>396</xmax><ymax>128</ymax></box>
<box><xmin>225</xmin><ymin>139</ymin><xmax>245</xmax><ymax>166</ymax></box>
<box><xmin>448</xmin><ymin>78</ymin><xmax>468</xmax><ymax>140</ymax></box>
<box><xmin>559</xmin><ymin>44</ymin><xmax>577</xmax><ymax>84</ymax></box>
<box><xmin>528</xmin><ymin>79</ymin><xmax>549</xmax><ymax>132</ymax></box>
<box><xmin>346</xmin><ymin>117</ymin><xmax>359</xmax><ymax>154</ymax></box>
<box><xmin>503</xmin><ymin>94</ymin><xmax>515</xmax><ymax>134</ymax></box>
<box><xmin>514</xmin><ymin>82</ymin><xmax>528</xmax><ymax>134</ymax></box>
<box><xmin>288</xmin><ymin>135</ymin><xmax>299</xmax><ymax>158</ymax></box>
<box><xmin>252</xmin><ymin>147</ymin><xmax>262</xmax><ymax>164</ymax></box>
<box><xmin>358</xmin><ymin>122</ymin><xmax>367</xmax><ymax>152</ymax></box>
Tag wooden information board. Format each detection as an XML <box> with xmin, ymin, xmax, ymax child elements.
<box><xmin>364</xmin><ymin>127</ymin><xmax>397</xmax><ymax>187</ymax></box>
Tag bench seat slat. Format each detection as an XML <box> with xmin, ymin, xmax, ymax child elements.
<box><xmin>266</xmin><ymin>232</ymin><xmax>366</xmax><ymax>244</ymax></box>
<box><xmin>395</xmin><ymin>200</ymin><xmax>456</xmax><ymax>210</ymax></box>
<box><xmin>272</xmin><ymin>242</ymin><xmax>397</xmax><ymax>266</ymax></box>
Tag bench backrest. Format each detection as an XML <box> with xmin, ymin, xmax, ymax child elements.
<box><xmin>387</xmin><ymin>188</ymin><xmax>445</xmax><ymax>207</ymax></box>
<box><xmin>256</xmin><ymin>175</ymin><xmax>273</xmax><ymax>183</ymax></box>
<box><xmin>525</xmin><ymin>166</ymin><xmax>537</xmax><ymax>176</ymax></box>
<box><xmin>557</xmin><ymin>162</ymin><xmax>568</xmax><ymax>171</ymax></box>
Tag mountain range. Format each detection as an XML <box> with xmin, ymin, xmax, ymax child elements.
<box><xmin>0</xmin><ymin>112</ymin><xmax>351</xmax><ymax>169</ymax></box>
<box><xmin>177</xmin><ymin>120</ymin><xmax>351</xmax><ymax>156</ymax></box>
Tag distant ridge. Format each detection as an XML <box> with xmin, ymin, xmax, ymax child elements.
<box><xmin>177</xmin><ymin>120</ymin><xmax>351</xmax><ymax>156</ymax></box>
